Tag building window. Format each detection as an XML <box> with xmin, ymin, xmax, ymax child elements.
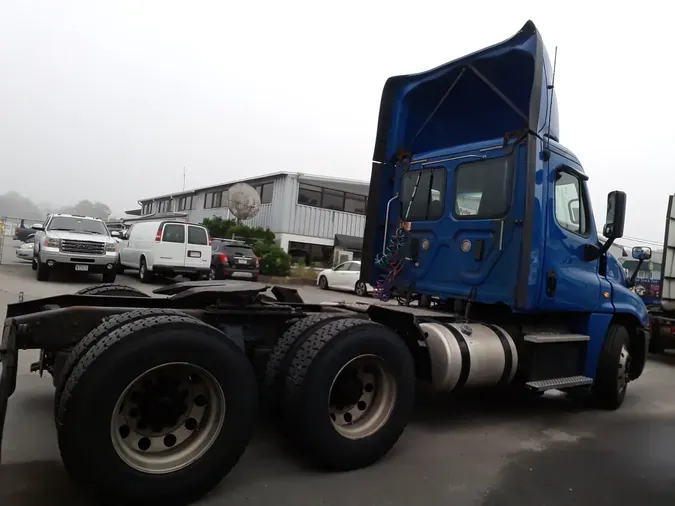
<box><xmin>344</xmin><ymin>193</ymin><xmax>367</xmax><ymax>214</ymax></box>
<box><xmin>298</xmin><ymin>184</ymin><xmax>322</xmax><ymax>207</ymax></box>
<box><xmin>288</xmin><ymin>241</ymin><xmax>333</xmax><ymax>266</ymax></box>
<box><xmin>177</xmin><ymin>196</ymin><xmax>196</xmax><ymax>211</ymax></box>
<box><xmin>256</xmin><ymin>182</ymin><xmax>274</xmax><ymax>204</ymax></box>
<box><xmin>554</xmin><ymin>169</ymin><xmax>589</xmax><ymax>237</ymax></box>
<box><xmin>157</xmin><ymin>199</ymin><xmax>173</xmax><ymax>213</ymax></box>
<box><xmin>452</xmin><ymin>156</ymin><xmax>514</xmax><ymax>220</ymax></box>
<box><xmin>297</xmin><ymin>184</ymin><xmax>367</xmax><ymax>215</ymax></box>
<box><xmin>205</xmin><ymin>191</ymin><xmax>225</xmax><ymax>209</ymax></box>
<box><xmin>321</xmin><ymin>189</ymin><xmax>344</xmax><ymax>211</ymax></box>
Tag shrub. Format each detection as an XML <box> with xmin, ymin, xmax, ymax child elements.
<box><xmin>259</xmin><ymin>246</ymin><xmax>292</xmax><ymax>277</ymax></box>
<box><xmin>202</xmin><ymin>217</ymin><xmax>275</xmax><ymax>245</ymax></box>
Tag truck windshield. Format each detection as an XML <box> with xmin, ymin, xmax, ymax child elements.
<box><xmin>48</xmin><ymin>217</ymin><xmax>108</xmax><ymax>235</ymax></box>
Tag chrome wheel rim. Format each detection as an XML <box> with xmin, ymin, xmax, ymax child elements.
<box><xmin>209</xmin><ymin>268</ymin><xmax>216</xmax><ymax>280</ymax></box>
<box><xmin>356</xmin><ymin>282</ymin><xmax>366</xmax><ymax>296</ymax></box>
<box><xmin>328</xmin><ymin>354</ymin><xmax>396</xmax><ymax>440</ymax></box>
<box><xmin>111</xmin><ymin>362</ymin><xmax>226</xmax><ymax>474</ymax></box>
<box><xmin>617</xmin><ymin>345</ymin><xmax>630</xmax><ymax>394</ymax></box>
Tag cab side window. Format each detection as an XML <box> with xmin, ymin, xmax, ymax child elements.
<box><xmin>554</xmin><ymin>170</ymin><xmax>588</xmax><ymax>236</ymax></box>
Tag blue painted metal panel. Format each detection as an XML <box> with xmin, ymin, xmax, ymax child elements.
<box><xmin>584</xmin><ymin>313</ymin><xmax>613</xmax><ymax>378</ymax></box>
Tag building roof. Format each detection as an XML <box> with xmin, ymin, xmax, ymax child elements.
<box><xmin>137</xmin><ymin>171</ymin><xmax>370</xmax><ymax>204</ymax></box>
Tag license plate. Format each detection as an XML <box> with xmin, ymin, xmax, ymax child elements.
<box><xmin>188</xmin><ymin>251</ymin><xmax>201</xmax><ymax>258</ymax></box>
<box><xmin>74</xmin><ymin>264</ymin><xmax>89</xmax><ymax>272</ymax></box>
<box><xmin>236</xmin><ymin>258</ymin><xmax>247</xmax><ymax>264</ymax></box>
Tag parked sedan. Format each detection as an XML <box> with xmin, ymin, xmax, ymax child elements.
<box><xmin>316</xmin><ymin>260</ymin><xmax>371</xmax><ymax>297</ymax></box>
<box><xmin>15</xmin><ymin>242</ymin><xmax>35</xmax><ymax>261</ymax></box>
<box><xmin>209</xmin><ymin>239</ymin><xmax>260</xmax><ymax>281</ymax></box>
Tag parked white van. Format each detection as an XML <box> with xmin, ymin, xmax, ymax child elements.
<box><xmin>118</xmin><ymin>220</ymin><xmax>211</xmax><ymax>282</ymax></box>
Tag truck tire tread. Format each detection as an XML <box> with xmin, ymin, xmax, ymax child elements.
<box><xmin>264</xmin><ymin>312</ymin><xmax>367</xmax><ymax>404</ymax></box>
<box><xmin>592</xmin><ymin>323</ymin><xmax>630</xmax><ymax>410</ymax></box>
<box><xmin>56</xmin><ymin>314</ymin><xmax>257</xmax><ymax>505</ymax></box>
<box><xmin>75</xmin><ymin>284</ymin><xmax>150</xmax><ymax>297</ymax></box>
<box><xmin>53</xmin><ymin>308</ymin><xmax>196</xmax><ymax>421</ymax></box>
<box><xmin>283</xmin><ymin>318</ymin><xmax>415</xmax><ymax>471</ymax></box>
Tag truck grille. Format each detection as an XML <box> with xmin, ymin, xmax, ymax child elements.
<box><xmin>60</xmin><ymin>239</ymin><xmax>106</xmax><ymax>255</ymax></box>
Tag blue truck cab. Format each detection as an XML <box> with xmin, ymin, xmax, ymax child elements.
<box><xmin>361</xmin><ymin>20</ymin><xmax>649</xmax><ymax>408</ymax></box>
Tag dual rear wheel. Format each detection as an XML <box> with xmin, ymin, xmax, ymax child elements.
<box><xmin>55</xmin><ymin>296</ymin><xmax>415</xmax><ymax>504</ymax></box>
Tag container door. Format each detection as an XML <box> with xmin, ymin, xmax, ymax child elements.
<box><xmin>160</xmin><ymin>224</ymin><xmax>187</xmax><ymax>266</ymax></box>
<box><xmin>185</xmin><ymin>225</ymin><xmax>210</xmax><ymax>270</ymax></box>
<box><xmin>537</xmin><ymin>158</ymin><xmax>602</xmax><ymax>311</ymax></box>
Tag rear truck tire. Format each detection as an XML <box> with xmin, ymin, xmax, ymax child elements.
<box><xmin>282</xmin><ymin>318</ymin><xmax>415</xmax><ymax>470</ymax></box>
<box><xmin>53</xmin><ymin>308</ymin><xmax>195</xmax><ymax>420</ymax></box>
<box><xmin>36</xmin><ymin>259</ymin><xmax>50</xmax><ymax>281</ymax></box>
<box><xmin>56</xmin><ymin>314</ymin><xmax>258</xmax><ymax>505</ymax></box>
<box><xmin>264</xmin><ymin>313</ymin><xmax>369</xmax><ymax>410</ymax></box>
<box><xmin>117</xmin><ymin>261</ymin><xmax>125</xmax><ymax>274</ymax></box>
<box><xmin>355</xmin><ymin>280</ymin><xmax>368</xmax><ymax>297</ymax></box>
<box><xmin>74</xmin><ymin>284</ymin><xmax>150</xmax><ymax>297</ymax></box>
<box><xmin>101</xmin><ymin>272</ymin><xmax>117</xmax><ymax>283</ymax></box>
<box><xmin>208</xmin><ymin>265</ymin><xmax>219</xmax><ymax>280</ymax></box>
<box><xmin>318</xmin><ymin>275</ymin><xmax>329</xmax><ymax>290</ymax></box>
<box><xmin>139</xmin><ymin>258</ymin><xmax>151</xmax><ymax>284</ymax></box>
<box><xmin>592</xmin><ymin>324</ymin><xmax>631</xmax><ymax>410</ymax></box>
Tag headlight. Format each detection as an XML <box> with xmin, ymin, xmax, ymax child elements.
<box><xmin>43</xmin><ymin>237</ymin><xmax>60</xmax><ymax>248</ymax></box>
<box><xmin>106</xmin><ymin>243</ymin><xmax>118</xmax><ymax>253</ymax></box>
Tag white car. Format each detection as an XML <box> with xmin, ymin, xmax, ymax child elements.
<box><xmin>316</xmin><ymin>260</ymin><xmax>371</xmax><ymax>297</ymax></box>
<box><xmin>15</xmin><ymin>242</ymin><xmax>34</xmax><ymax>260</ymax></box>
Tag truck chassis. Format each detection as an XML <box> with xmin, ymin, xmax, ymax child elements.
<box><xmin>0</xmin><ymin>281</ymin><xmax>644</xmax><ymax>505</ymax></box>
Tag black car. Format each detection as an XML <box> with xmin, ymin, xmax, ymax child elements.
<box><xmin>13</xmin><ymin>219</ymin><xmax>37</xmax><ymax>242</ymax></box>
<box><xmin>209</xmin><ymin>239</ymin><xmax>260</xmax><ymax>281</ymax></box>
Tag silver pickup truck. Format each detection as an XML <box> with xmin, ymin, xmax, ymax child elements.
<box><xmin>32</xmin><ymin>214</ymin><xmax>120</xmax><ymax>282</ymax></box>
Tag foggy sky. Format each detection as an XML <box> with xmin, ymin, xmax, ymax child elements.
<box><xmin>1</xmin><ymin>1</ymin><xmax>673</xmax><ymax>245</ymax></box>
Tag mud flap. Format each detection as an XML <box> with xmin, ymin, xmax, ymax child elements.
<box><xmin>0</xmin><ymin>318</ymin><xmax>18</xmax><ymax>463</ymax></box>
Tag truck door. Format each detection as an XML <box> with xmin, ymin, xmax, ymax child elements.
<box><xmin>537</xmin><ymin>158</ymin><xmax>602</xmax><ymax>311</ymax></box>
<box><xmin>401</xmin><ymin>144</ymin><xmax>525</xmax><ymax>304</ymax></box>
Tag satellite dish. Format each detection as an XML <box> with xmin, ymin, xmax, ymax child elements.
<box><xmin>227</xmin><ymin>183</ymin><xmax>261</xmax><ymax>222</ymax></box>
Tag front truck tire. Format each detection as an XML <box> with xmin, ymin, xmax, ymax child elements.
<box><xmin>283</xmin><ymin>318</ymin><xmax>415</xmax><ymax>470</ymax></box>
<box><xmin>56</xmin><ymin>314</ymin><xmax>258</xmax><ymax>505</ymax></box>
<box><xmin>592</xmin><ymin>324</ymin><xmax>631</xmax><ymax>410</ymax></box>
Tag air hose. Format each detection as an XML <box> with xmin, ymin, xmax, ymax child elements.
<box><xmin>373</xmin><ymin>227</ymin><xmax>408</xmax><ymax>301</ymax></box>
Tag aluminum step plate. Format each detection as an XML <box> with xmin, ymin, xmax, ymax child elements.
<box><xmin>524</xmin><ymin>333</ymin><xmax>590</xmax><ymax>343</ymax></box>
<box><xmin>526</xmin><ymin>376</ymin><xmax>593</xmax><ymax>391</ymax></box>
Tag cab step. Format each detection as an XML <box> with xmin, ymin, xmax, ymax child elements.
<box><xmin>524</xmin><ymin>333</ymin><xmax>589</xmax><ymax>343</ymax></box>
<box><xmin>525</xmin><ymin>375</ymin><xmax>593</xmax><ymax>392</ymax></box>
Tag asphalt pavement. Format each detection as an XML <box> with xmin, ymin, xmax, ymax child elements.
<box><xmin>1</xmin><ymin>239</ymin><xmax>675</xmax><ymax>506</ymax></box>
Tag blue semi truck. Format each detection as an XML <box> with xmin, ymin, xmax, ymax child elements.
<box><xmin>0</xmin><ymin>20</ymin><xmax>650</xmax><ymax>505</ymax></box>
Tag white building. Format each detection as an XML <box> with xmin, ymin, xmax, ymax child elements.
<box><xmin>126</xmin><ymin>172</ymin><xmax>369</xmax><ymax>265</ymax></box>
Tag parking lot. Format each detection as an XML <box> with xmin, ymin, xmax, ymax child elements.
<box><xmin>2</xmin><ymin>239</ymin><xmax>675</xmax><ymax>505</ymax></box>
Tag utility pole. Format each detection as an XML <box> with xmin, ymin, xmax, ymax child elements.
<box><xmin>183</xmin><ymin>167</ymin><xmax>186</xmax><ymax>191</ymax></box>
